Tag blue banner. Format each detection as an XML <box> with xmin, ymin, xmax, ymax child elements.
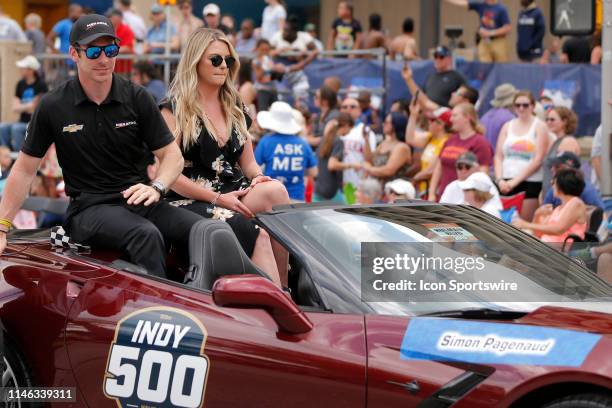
<box><xmin>302</xmin><ymin>60</ymin><xmax>602</xmax><ymax>136</ymax></box>
<box><xmin>401</xmin><ymin>317</ymin><xmax>601</xmax><ymax>367</ymax></box>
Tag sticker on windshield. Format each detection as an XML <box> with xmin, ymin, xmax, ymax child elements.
<box><xmin>422</xmin><ymin>223</ymin><xmax>478</xmax><ymax>242</ymax></box>
<box><xmin>104</xmin><ymin>307</ymin><xmax>210</xmax><ymax>408</ymax></box>
<box><xmin>400</xmin><ymin>318</ymin><xmax>601</xmax><ymax>367</ymax></box>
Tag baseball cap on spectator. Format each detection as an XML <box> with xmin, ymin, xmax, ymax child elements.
<box><xmin>430</xmin><ymin>107</ymin><xmax>452</xmax><ymax>127</ymax></box>
<box><xmin>458</xmin><ymin>172</ymin><xmax>495</xmax><ymax>192</ymax></box>
<box><xmin>304</xmin><ymin>23</ymin><xmax>316</xmax><ymax>32</ymax></box>
<box><xmin>455</xmin><ymin>151</ymin><xmax>479</xmax><ymax>167</ymax></box>
<box><xmin>150</xmin><ymin>4</ymin><xmax>164</xmax><ymax>14</ymax></box>
<box><xmin>490</xmin><ymin>83</ymin><xmax>517</xmax><ymax>108</ymax></box>
<box><xmin>16</xmin><ymin>55</ymin><xmax>40</xmax><ymax>71</ymax></box>
<box><xmin>385</xmin><ymin>179</ymin><xmax>416</xmax><ymax>199</ymax></box>
<box><xmin>203</xmin><ymin>3</ymin><xmax>220</xmax><ymax>16</ymax></box>
<box><xmin>69</xmin><ymin>14</ymin><xmax>119</xmax><ymax>45</ymax></box>
<box><xmin>551</xmin><ymin>151</ymin><xmax>581</xmax><ymax>169</ymax></box>
<box><xmin>433</xmin><ymin>45</ymin><xmax>451</xmax><ymax>58</ymax></box>
<box><xmin>105</xmin><ymin>8</ymin><xmax>123</xmax><ymax>18</ymax></box>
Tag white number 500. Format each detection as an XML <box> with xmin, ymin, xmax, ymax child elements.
<box><xmin>104</xmin><ymin>344</ymin><xmax>208</xmax><ymax>408</ymax></box>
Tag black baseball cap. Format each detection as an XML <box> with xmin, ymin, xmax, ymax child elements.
<box><xmin>70</xmin><ymin>14</ymin><xmax>118</xmax><ymax>46</ymax></box>
<box><xmin>433</xmin><ymin>45</ymin><xmax>451</xmax><ymax>58</ymax></box>
<box><xmin>551</xmin><ymin>151</ymin><xmax>581</xmax><ymax>169</ymax></box>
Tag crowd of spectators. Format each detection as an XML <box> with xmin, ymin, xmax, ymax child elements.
<box><xmin>0</xmin><ymin>1</ymin><xmax>610</xmax><ymax>281</ymax></box>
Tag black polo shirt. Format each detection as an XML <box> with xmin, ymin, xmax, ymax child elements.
<box><xmin>22</xmin><ymin>74</ymin><xmax>173</xmax><ymax>197</ymax></box>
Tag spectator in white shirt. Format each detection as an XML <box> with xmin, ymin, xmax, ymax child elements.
<box><xmin>440</xmin><ymin>151</ymin><xmax>500</xmax><ymax>204</ymax></box>
<box><xmin>458</xmin><ymin>172</ymin><xmax>503</xmax><ymax>218</ymax></box>
<box><xmin>0</xmin><ymin>6</ymin><xmax>27</xmax><ymax>41</ymax></box>
<box><xmin>117</xmin><ymin>0</ymin><xmax>147</xmax><ymax>42</ymax></box>
<box><xmin>261</xmin><ymin>0</ymin><xmax>286</xmax><ymax>41</ymax></box>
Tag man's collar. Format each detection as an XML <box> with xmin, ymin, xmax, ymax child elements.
<box><xmin>72</xmin><ymin>74</ymin><xmax>126</xmax><ymax>106</ymax></box>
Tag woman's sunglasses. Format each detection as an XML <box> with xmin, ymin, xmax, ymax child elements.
<box><xmin>77</xmin><ymin>44</ymin><xmax>120</xmax><ymax>59</ymax></box>
<box><xmin>514</xmin><ymin>103</ymin><xmax>531</xmax><ymax>109</ymax></box>
<box><xmin>209</xmin><ymin>54</ymin><xmax>236</xmax><ymax>68</ymax></box>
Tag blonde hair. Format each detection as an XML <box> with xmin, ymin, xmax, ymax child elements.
<box><xmin>25</xmin><ymin>13</ymin><xmax>42</xmax><ymax>29</ymax></box>
<box><xmin>455</xmin><ymin>102</ymin><xmax>485</xmax><ymax>135</ymax></box>
<box><xmin>168</xmin><ymin>28</ymin><xmax>247</xmax><ymax>149</ymax></box>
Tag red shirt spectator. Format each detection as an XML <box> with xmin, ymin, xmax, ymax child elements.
<box><xmin>107</xmin><ymin>9</ymin><xmax>134</xmax><ymax>74</ymax></box>
<box><xmin>438</xmin><ymin>133</ymin><xmax>493</xmax><ymax>195</ymax></box>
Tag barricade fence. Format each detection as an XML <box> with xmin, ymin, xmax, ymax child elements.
<box><xmin>31</xmin><ymin>50</ymin><xmax>601</xmax><ymax>136</ymax></box>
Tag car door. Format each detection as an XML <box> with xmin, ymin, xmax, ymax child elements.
<box><xmin>365</xmin><ymin>315</ymin><xmax>493</xmax><ymax>407</ymax></box>
<box><xmin>65</xmin><ymin>271</ymin><xmax>367</xmax><ymax>408</ymax></box>
<box><xmin>0</xmin><ymin>243</ymin><xmax>116</xmax><ymax>407</ymax></box>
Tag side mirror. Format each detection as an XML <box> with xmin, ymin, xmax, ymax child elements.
<box><xmin>212</xmin><ymin>275</ymin><xmax>313</xmax><ymax>334</ymax></box>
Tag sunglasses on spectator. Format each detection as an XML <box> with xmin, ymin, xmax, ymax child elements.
<box><xmin>433</xmin><ymin>54</ymin><xmax>446</xmax><ymax>59</ymax></box>
<box><xmin>514</xmin><ymin>103</ymin><xmax>531</xmax><ymax>109</ymax></box>
<box><xmin>77</xmin><ymin>44</ymin><xmax>120</xmax><ymax>59</ymax></box>
<box><xmin>341</xmin><ymin>104</ymin><xmax>359</xmax><ymax>109</ymax></box>
<box><xmin>209</xmin><ymin>54</ymin><xmax>236</xmax><ymax>68</ymax></box>
<box><xmin>545</xmin><ymin>117</ymin><xmax>558</xmax><ymax>122</ymax></box>
<box><xmin>455</xmin><ymin>163</ymin><xmax>473</xmax><ymax>171</ymax></box>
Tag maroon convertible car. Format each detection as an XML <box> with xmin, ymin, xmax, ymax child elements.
<box><xmin>0</xmin><ymin>202</ymin><xmax>611</xmax><ymax>407</ymax></box>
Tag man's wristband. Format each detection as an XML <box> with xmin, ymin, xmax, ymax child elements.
<box><xmin>0</xmin><ymin>219</ymin><xmax>13</xmax><ymax>233</ymax></box>
<box><xmin>150</xmin><ymin>180</ymin><xmax>167</xmax><ymax>197</ymax></box>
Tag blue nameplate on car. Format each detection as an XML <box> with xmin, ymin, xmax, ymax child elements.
<box><xmin>400</xmin><ymin>318</ymin><xmax>601</xmax><ymax>367</ymax></box>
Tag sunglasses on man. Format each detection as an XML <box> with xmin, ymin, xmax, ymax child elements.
<box><xmin>209</xmin><ymin>54</ymin><xmax>236</xmax><ymax>68</ymax></box>
<box><xmin>76</xmin><ymin>43</ymin><xmax>120</xmax><ymax>59</ymax></box>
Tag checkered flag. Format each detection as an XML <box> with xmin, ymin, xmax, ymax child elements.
<box><xmin>50</xmin><ymin>226</ymin><xmax>90</xmax><ymax>251</ymax></box>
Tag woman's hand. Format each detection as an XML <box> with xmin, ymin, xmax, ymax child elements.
<box><xmin>512</xmin><ymin>218</ymin><xmax>527</xmax><ymax>229</ymax></box>
<box><xmin>216</xmin><ymin>190</ymin><xmax>255</xmax><ymax>218</ymax></box>
<box><xmin>250</xmin><ymin>174</ymin><xmax>274</xmax><ymax>187</ymax></box>
<box><xmin>498</xmin><ymin>180</ymin><xmax>512</xmax><ymax>194</ymax></box>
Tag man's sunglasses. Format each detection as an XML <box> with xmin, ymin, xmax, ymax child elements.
<box><xmin>77</xmin><ymin>44</ymin><xmax>120</xmax><ymax>59</ymax></box>
<box><xmin>456</xmin><ymin>163</ymin><xmax>473</xmax><ymax>171</ymax></box>
<box><xmin>209</xmin><ymin>54</ymin><xmax>236</xmax><ymax>68</ymax></box>
<box><xmin>341</xmin><ymin>104</ymin><xmax>359</xmax><ymax>109</ymax></box>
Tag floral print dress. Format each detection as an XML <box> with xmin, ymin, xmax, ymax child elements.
<box><xmin>161</xmin><ymin>100</ymin><xmax>260</xmax><ymax>256</ymax></box>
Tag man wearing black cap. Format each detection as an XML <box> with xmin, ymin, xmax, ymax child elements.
<box><xmin>402</xmin><ymin>45</ymin><xmax>467</xmax><ymax>109</ymax></box>
<box><xmin>0</xmin><ymin>14</ymin><xmax>203</xmax><ymax>278</ymax></box>
<box><xmin>539</xmin><ymin>151</ymin><xmax>604</xmax><ymax>209</ymax></box>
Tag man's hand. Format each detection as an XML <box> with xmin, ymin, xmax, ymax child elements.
<box><xmin>123</xmin><ymin>184</ymin><xmax>161</xmax><ymax>206</ymax></box>
<box><xmin>217</xmin><ymin>190</ymin><xmax>255</xmax><ymax>218</ymax></box>
<box><xmin>0</xmin><ymin>233</ymin><xmax>7</xmax><ymax>256</ymax></box>
<box><xmin>401</xmin><ymin>63</ymin><xmax>413</xmax><ymax>82</ymax></box>
<box><xmin>478</xmin><ymin>28</ymin><xmax>493</xmax><ymax>38</ymax></box>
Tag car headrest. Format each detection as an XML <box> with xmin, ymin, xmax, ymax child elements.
<box><xmin>184</xmin><ymin>219</ymin><xmax>271</xmax><ymax>290</ymax></box>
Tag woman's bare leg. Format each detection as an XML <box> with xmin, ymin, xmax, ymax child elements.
<box><xmin>521</xmin><ymin>198</ymin><xmax>539</xmax><ymax>222</ymax></box>
<box><xmin>251</xmin><ymin>229</ymin><xmax>282</xmax><ymax>286</ymax></box>
<box><xmin>241</xmin><ymin>181</ymin><xmax>291</xmax><ymax>285</ymax></box>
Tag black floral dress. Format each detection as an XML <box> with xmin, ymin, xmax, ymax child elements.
<box><xmin>160</xmin><ymin>100</ymin><xmax>260</xmax><ymax>256</ymax></box>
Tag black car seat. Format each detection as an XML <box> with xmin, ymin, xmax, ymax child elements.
<box><xmin>184</xmin><ymin>219</ymin><xmax>272</xmax><ymax>290</ymax></box>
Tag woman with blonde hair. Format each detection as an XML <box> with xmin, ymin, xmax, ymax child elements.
<box><xmin>160</xmin><ymin>28</ymin><xmax>290</xmax><ymax>286</ymax></box>
<box><xmin>428</xmin><ymin>102</ymin><xmax>493</xmax><ymax>201</ymax></box>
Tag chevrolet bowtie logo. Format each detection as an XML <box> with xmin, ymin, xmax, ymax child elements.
<box><xmin>62</xmin><ymin>124</ymin><xmax>84</xmax><ymax>133</ymax></box>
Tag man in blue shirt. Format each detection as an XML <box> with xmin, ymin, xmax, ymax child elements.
<box><xmin>144</xmin><ymin>5</ymin><xmax>179</xmax><ymax>55</ymax></box>
<box><xmin>444</xmin><ymin>0</ymin><xmax>511</xmax><ymax>62</ymax></box>
<box><xmin>517</xmin><ymin>0</ymin><xmax>545</xmax><ymax>62</ymax></box>
<box><xmin>47</xmin><ymin>3</ymin><xmax>82</xmax><ymax>70</ymax></box>
<box><xmin>255</xmin><ymin>102</ymin><xmax>318</xmax><ymax>201</ymax></box>
<box><xmin>541</xmin><ymin>152</ymin><xmax>604</xmax><ymax>208</ymax></box>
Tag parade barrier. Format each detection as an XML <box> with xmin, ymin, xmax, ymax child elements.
<box><xmin>304</xmin><ymin>59</ymin><xmax>602</xmax><ymax>136</ymax></box>
<box><xmin>30</xmin><ymin>51</ymin><xmax>602</xmax><ymax>136</ymax></box>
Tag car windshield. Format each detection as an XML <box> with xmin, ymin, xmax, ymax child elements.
<box><xmin>275</xmin><ymin>205</ymin><xmax>612</xmax><ymax>316</ymax></box>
